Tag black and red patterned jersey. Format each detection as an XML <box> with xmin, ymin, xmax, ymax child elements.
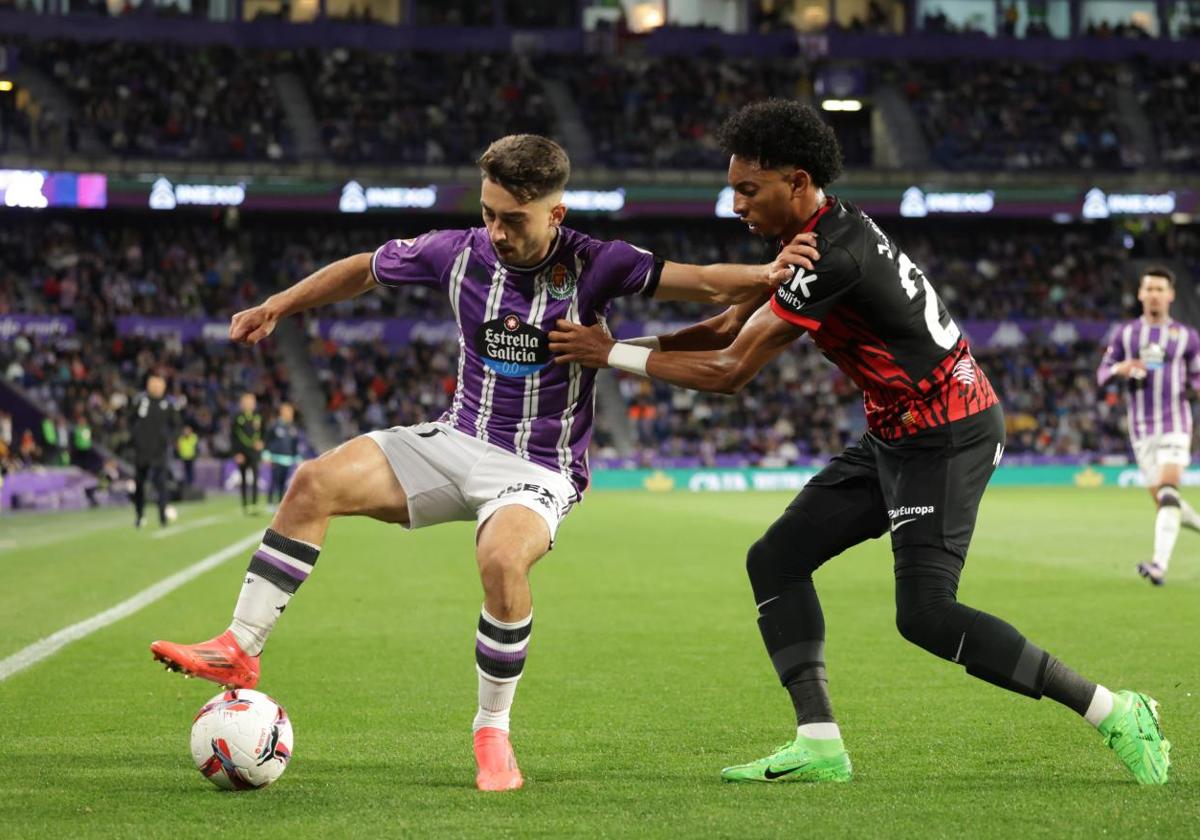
<box><xmin>770</xmin><ymin>197</ymin><xmax>997</xmax><ymax>440</ymax></box>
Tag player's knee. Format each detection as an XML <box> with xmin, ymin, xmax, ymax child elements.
<box><xmin>283</xmin><ymin>461</ymin><xmax>325</xmax><ymax>511</ymax></box>
<box><xmin>894</xmin><ymin>584</ymin><xmax>957</xmax><ymax>653</ymax></box>
<box><xmin>746</xmin><ymin>535</ymin><xmax>819</xmax><ymax>589</ymax></box>
<box><xmin>745</xmin><ymin>537</ymin><xmax>780</xmax><ymax>589</ymax></box>
<box><xmin>1156</xmin><ymin>484</ymin><xmax>1181</xmax><ymax>509</ymax></box>
<box><xmin>477</xmin><ymin>545</ymin><xmax>529</xmax><ymax>590</ymax></box>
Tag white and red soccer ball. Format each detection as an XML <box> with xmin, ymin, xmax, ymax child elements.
<box><xmin>190</xmin><ymin>689</ymin><xmax>293</xmax><ymax>790</ymax></box>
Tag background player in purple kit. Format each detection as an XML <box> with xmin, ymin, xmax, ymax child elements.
<box><xmin>1098</xmin><ymin>266</ymin><xmax>1200</xmax><ymax>585</ymax></box>
<box><xmin>148</xmin><ymin>133</ymin><xmax>819</xmax><ymax>791</ymax></box>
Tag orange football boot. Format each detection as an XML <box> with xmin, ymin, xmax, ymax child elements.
<box><xmin>473</xmin><ymin>727</ymin><xmax>524</xmax><ymax>791</ymax></box>
<box><xmin>150</xmin><ymin>630</ymin><xmax>260</xmax><ymax>689</ymax></box>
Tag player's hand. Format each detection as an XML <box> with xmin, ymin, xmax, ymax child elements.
<box><xmin>233</xmin><ymin>453</ymin><xmax>245</xmax><ymax>465</ymax></box>
<box><xmin>549</xmin><ymin>320</ymin><xmax>616</xmax><ymax>368</ymax></box>
<box><xmin>1115</xmin><ymin>359</ymin><xmax>1147</xmax><ymax>379</ymax></box>
<box><xmin>768</xmin><ymin>232</ymin><xmax>821</xmax><ymax>286</ymax></box>
<box><xmin>229</xmin><ymin>302</ymin><xmax>281</xmax><ymax>345</ymax></box>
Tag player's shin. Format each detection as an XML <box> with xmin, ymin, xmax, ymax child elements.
<box><xmin>229</xmin><ymin>528</ymin><xmax>320</xmax><ymax>656</ymax></box>
<box><xmin>747</xmin><ymin>538</ymin><xmax>841</xmax><ymax>738</ymax></box>
<box><xmin>473</xmin><ymin>607</ymin><xmax>531</xmax><ymax>732</ymax></box>
<box><xmin>1178</xmin><ymin>496</ymin><xmax>1200</xmax><ymax>530</ymax></box>
<box><xmin>1152</xmin><ymin>485</ymin><xmax>1182</xmax><ymax>573</ymax></box>
<box><xmin>756</xmin><ymin>588</ymin><xmax>841</xmax><ymax>739</ymax></box>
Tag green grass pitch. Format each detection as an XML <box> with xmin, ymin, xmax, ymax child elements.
<box><xmin>1</xmin><ymin>488</ymin><xmax>1197</xmax><ymax>838</ymax></box>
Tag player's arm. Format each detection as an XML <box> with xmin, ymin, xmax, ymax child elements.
<box><xmin>620</xmin><ymin>234</ymin><xmax>818</xmax><ymax>350</ymax></box>
<box><xmin>627</xmin><ymin>293</ymin><xmax>770</xmax><ymax>353</ymax></box>
<box><xmin>1096</xmin><ymin>330</ymin><xmax>1144</xmax><ymax>385</ymax></box>
<box><xmin>550</xmin><ymin>302</ymin><xmax>802</xmax><ymax>395</ymax></box>
<box><xmin>230</xmin><ymin>253</ymin><xmax>375</xmax><ymax>345</ymax></box>
<box><xmin>653</xmin><ymin>234</ymin><xmax>821</xmax><ymax>306</ymax></box>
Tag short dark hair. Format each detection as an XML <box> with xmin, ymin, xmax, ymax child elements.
<box><xmin>1142</xmin><ymin>265</ymin><xmax>1176</xmax><ymax>288</ymax></box>
<box><xmin>477</xmin><ymin>134</ymin><xmax>570</xmax><ymax>203</ymax></box>
<box><xmin>717</xmin><ymin>99</ymin><xmax>843</xmax><ymax>188</ymax></box>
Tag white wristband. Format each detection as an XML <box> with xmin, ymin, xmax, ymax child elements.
<box><xmin>623</xmin><ymin>335</ymin><xmax>661</xmax><ymax>351</ymax></box>
<box><xmin>607</xmin><ymin>343</ymin><xmax>652</xmax><ymax>376</ymax></box>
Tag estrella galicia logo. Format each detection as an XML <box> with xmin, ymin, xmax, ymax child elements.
<box><xmin>475</xmin><ymin>314</ymin><xmax>551</xmax><ymax>377</ymax></box>
<box><xmin>544</xmin><ymin>263</ymin><xmax>577</xmax><ymax>300</ymax></box>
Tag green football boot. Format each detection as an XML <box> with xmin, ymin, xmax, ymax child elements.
<box><xmin>1098</xmin><ymin>690</ymin><xmax>1170</xmax><ymax>785</ymax></box>
<box><xmin>720</xmin><ymin>736</ymin><xmax>852</xmax><ymax>783</ymax></box>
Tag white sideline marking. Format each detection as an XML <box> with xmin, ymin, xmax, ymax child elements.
<box><xmin>149</xmin><ymin>514</ymin><xmax>227</xmax><ymax>539</ymax></box>
<box><xmin>0</xmin><ymin>532</ymin><xmax>260</xmax><ymax>682</ymax></box>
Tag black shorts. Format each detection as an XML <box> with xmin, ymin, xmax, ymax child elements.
<box><xmin>801</xmin><ymin>404</ymin><xmax>1005</xmax><ymax>568</ymax></box>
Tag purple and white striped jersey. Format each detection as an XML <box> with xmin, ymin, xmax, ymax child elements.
<box><xmin>371</xmin><ymin>226</ymin><xmax>661</xmax><ymax>496</ymax></box>
<box><xmin>1097</xmin><ymin>318</ymin><xmax>1200</xmax><ymax>440</ymax></box>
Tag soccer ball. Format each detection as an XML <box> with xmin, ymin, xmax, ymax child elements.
<box><xmin>190</xmin><ymin>689</ymin><xmax>293</xmax><ymax>790</ymax></box>
<box><xmin>164</xmin><ymin>505</ymin><xmax>178</xmax><ymax>522</ymax></box>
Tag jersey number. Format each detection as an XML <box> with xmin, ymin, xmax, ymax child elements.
<box><xmin>896</xmin><ymin>252</ymin><xmax>960</xmax><ymax>350</ymax></box>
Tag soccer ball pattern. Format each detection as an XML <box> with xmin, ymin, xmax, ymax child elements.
<box><xmin>190</xmin><ymin>689</ymin><xmax>293</xmax><ymax>790</ymax></box>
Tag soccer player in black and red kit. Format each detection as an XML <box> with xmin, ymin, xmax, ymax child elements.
<box><xmin>550</xmin><ymin>100</ymin><xmax>1170</xmax><ymax>785</ymax></box>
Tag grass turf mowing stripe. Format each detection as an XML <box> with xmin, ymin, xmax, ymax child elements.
<box><xmin>149</xmin><ymin>514</ymin><xmax>229</xmax><ymax>539</ymax></box>
<box><xmin>0</xmin><ymin>531</ymin><xmax>259</xmax><ymax>682</ymax></box>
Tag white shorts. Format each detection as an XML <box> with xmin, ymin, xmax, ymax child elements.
<box><xmin>364</xmin><ymin>421</ymin><xmax>576</xmax><ymax>546</ymax></box>
<box><xmin>1133</xmin><ymin>433</ymin><xmax>1191</xmax><ymax>485</ymax></box>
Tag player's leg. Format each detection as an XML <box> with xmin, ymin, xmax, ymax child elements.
<box><xmin>1174</xmin><ymin>452</ymin><xmax>1200</xmax><ymax>532</ymax></box>
<box><xmin>275</xmin><ymin>463</ymin><xmax>289</xmax><ymax>504</ymax></box>
<box><xmin>721</xmin><ymin>445</ymin><xmax>887</xmax><ymax>783</ymax></box>
<box><xmin>1139</xmin><ymin>461</ymin><xmax>1180</xmax><ymax>584</ymax></box>
<box><xmin>470</xmin><ymin>504</ymin><xmax>551</xmax><ymax>791</ymax></box>
<box><xmin>465</xmin><ymin>444</ymin><xmax>577</xmax><ymax>792</ymax></box>
<box><xmin>153</xmin><ymin>464</ymin><xmax>169</xmax><ymax>526</ymax></box>
<box><xmin>1139</xmin><ymin>435</ymin><xmax>1192</xmax><ymax>583</ymax></box>
<box><xmin>250</xmin><ymin>457</ymin><xmax>261</xmax><ymax>508</ymax></box>
<box><xmin>236</xmin><ymin>456</ymin><xmax>250</xmax><ymax>511</ymax></box>
<box><xmin>151</xmin><ymin>436</ymin><xmax>410</xmax><ymax>686</ymax></box>
<box><xmin>133</xmin><ymin>464</ymin><xmax>147</xmax><ymax>528</ymax></box>
<box><xmin>886</xmin><ymin>407</ymin><xmax>1168</xmax><ymax>784</ymax></box>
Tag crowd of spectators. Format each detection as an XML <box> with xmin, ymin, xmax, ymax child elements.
<box><xmin>22</xmin><ymin>39</ymin><xmax>290</xmax><ymax>160</ymax></box>
<box><xmin>0</xmin><ymin>216</ymin><xmax>288</xmax><ymax>471</ymax></box>
<box><xmin>291</xmin><ymin>47</ymin><xmax>552</xmax><ymax>165</ymax></box>
<box><xmin>2</xmin><ymin>331</ymin><xmax>290</xmax><ymax>470</ymax></box>
<box><xmin>0</xmin><ymin>217</ymin><xmax>255</xmax><ymax>322</ymax></box>
<box><xmin>9</xmin><ymin>37</ymin><xmax>1200</xmax><ymax>171</ymax></box>
<box><xmin>900</xmin><ymin>61</ymin><xmax>1140</xmax><ymax>171</ymax></box>
<box><xmin>1137</xmin><ymin>62</ymin><xmax>1200</xmax><ymax>170</ymax></box>
<box><xmin>893</xmin><ymin>223</ymin><xmax>1135</xmax><ymax>321</ymax></box>
<box><xmin>555</xmin><ymin>53</ymin><xmax>806</xmax><ymax>169</ymax></box>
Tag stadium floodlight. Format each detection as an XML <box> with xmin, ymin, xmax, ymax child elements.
<box><xmin>628</xmin><ymin>3</ymin><xmax>664</xmax><ymax>32</ymax></box>
<box><xmin>821</xmin><ymin>99</ymin><xmax>863</xmax><ymax>112</ymax></box>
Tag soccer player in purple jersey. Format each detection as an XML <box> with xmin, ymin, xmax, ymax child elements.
<box><xmin>149</xmin><ymin>134</ymin><xmax>819</xmax><ymax>791</ymax></box>
<box><xmin>1098</xmin><ymin>266</ymin><xmax>1200</xmax><ymax>586</ymax></box>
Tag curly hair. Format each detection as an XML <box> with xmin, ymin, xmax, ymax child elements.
<box><xmin>717</xmin><ymin>99</ymin><xmax>844</xmax><ymax>188</ymax></box>
<box><xmin>478</xmin><ymin>134</ymin><xmax>571</xmax><ymax>203</ymax></box>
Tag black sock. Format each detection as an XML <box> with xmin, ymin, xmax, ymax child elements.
<box><xmin>1041</xmin><ymin>656</ymin><xmax>1097</xmax><ymax>716</ymax></box>
<box><xmin>757</xmin><ymin>586</ymin><xmax>837</xmax><ymax>726</ymax></box>
<box><xmin>785</xmin><ymin>670</ymin><xmax>836</xmax><ymax>726</ymax></box>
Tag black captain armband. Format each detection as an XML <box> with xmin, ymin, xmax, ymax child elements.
<box><xmin>641</xmin><ymin>258</ymin><xmax>665</xmax><ymax>298</ymax></box>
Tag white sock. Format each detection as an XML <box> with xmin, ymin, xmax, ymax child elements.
<box><xmin>1084</xmin><ymin>685</ymin><xmax>1116</xmax><ymax>728</ymax></box>
<box><xmin>474</xmin><ymin>672</ymin><xmax>521</xmax><ymax>732</ymax></box>
<box><xmin>1152</xmin><ymin>504</ymin><xmax>1181</xmax><ymax>573</ymax></box>
<box><xmin>1180</xmin><ymin>498</ymin><xmax>1200</xmax><ymax>530</ymax></box>
<box><xmin>473</xmin><ymin>607</ymin><xmax>531</xmax><ymax>733</ymax></box>
<box><xmin>797</xmin><ymin>722</ymin><xmax>842</xmax><ymax>741</ymax></box>
<box><xmin>229</xmin><ymin>529</ymin><xmax>320</xmax><ymax>656</ymax></box>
